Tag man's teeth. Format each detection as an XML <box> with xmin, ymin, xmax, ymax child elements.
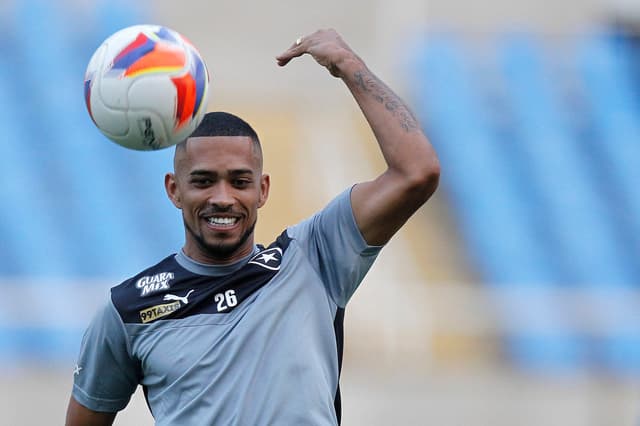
<box><xmin>207</xmin><ymin>217</ymin><xmax>237</xmax><ymax>225</ymax></box>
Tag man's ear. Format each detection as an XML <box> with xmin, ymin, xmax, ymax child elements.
<box><xmin>165</xmin><ymin>173</ymin><xmax>182</xmax><ymax>209</ymax></box>
<box><xmin>258</xmin><ymin>173</ymin><xmax>270</xmax><ymax>208</ymax></box>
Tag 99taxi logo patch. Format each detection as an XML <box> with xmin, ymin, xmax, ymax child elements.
<box><xmin>139</xmin><ymin>301</ymin><xmax>181</xmax><ymax>323</ymax></box>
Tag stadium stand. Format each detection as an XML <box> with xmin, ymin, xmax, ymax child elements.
<box><xmin>0</xmin><ymin>0</ymin><xmax>183</xmax><ymax>278</ymax></box>
<box><xmin>410</xmin><ymin>30</ymin><xmax>640</xmax><ymax>373</ymax></box>
<box><xmin>0</xmin><ymin>0</ymin><xmax>187</xmax><ymax>363</ymax></box>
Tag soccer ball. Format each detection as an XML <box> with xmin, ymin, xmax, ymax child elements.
<box><xmin>84</xmin><ymin>25</ymin><xmax>210</xmax><ymax>150</ymax></box>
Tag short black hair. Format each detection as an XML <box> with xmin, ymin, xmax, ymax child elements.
<box><xmin>189</xmin><ymin>111</ymin><xmax>260</xmax><ymax>144</ymax></box>
<box><xmin>175</xmin><ymin>111</ymin><xmax>263</xmax><ymax>169</ymax></box>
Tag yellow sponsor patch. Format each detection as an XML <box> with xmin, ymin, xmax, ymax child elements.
<box><xmin>139</xmin><ymin>301</ymin><xmax>181</xmax><ymax>323</ymax></box>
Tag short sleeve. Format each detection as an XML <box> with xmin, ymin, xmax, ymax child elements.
<box><xmin>72</xmin><ymin>301</ymin><xmax>140</xmax><ymax>412</ymax></box>
<box><xmin>287</xmin><ymin>186</ymin><xmax>383</xmax><ymax>307</ymax></box>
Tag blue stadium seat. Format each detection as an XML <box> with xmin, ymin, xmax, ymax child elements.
<box><xmin>1</xmin><ymin>0</ymin><xmax>183</xmax><ymax>278</ymax></box>
<box><xmin>0</xmin><ymin>31</ymin><xmax>73</xmax><ymax>276</ymax></box>
<box><xmin>576</xmin><ymin>33</ymin><xmax>640</xmax><ymax>278</ymax></box>
<box><xmin>574</xmin><ymin>33</ymin><xmax>640</xmax><ymax>374</ymax></box>
<box><xmin>410</xmin><ymin>31</ymin><xmax>640</xmax><ymax>374</ymax></box>
<box><xmin>411</xmin><ymin>35</ymin><xmax>558</xmax><ymax>285</ymax></box>
<box><xmin>0</xmin><ymin>0</ymin><xmax>189</xmax><ymax>362</ymax></box>
<box><xmin>497</xmin><ymin>33</ymin><xmax>636</xmax><ymax>286</ymax></box>
<box><xmin>411</xmin><ymin>35</ymin><xmax>589</xmax><ymax>371</ymax></box>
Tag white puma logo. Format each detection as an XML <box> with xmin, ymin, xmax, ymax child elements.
<box><xmin>163</xmin><ymin>289</ymin><xmax>195</xmax><ymax>305</ymax></box>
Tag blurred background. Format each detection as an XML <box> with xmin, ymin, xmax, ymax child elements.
<box><xmin>1</xmin><ymin>0</ymin><xmax>639</xmax><ymax>424</ymax></box>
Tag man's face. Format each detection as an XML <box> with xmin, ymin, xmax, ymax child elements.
<box><xmin>165</xmin><ymin>136</ymin><xmax>269</xmax><ymax>264</ymax></box>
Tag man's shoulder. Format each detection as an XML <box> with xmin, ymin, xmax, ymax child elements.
<box><xmin>286</xmin><ymin>187</ymin><xmax>353</xmax><ymax>241</ymax></box>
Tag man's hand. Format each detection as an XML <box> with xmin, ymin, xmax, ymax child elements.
<box><xmin>275</xmin><ymin>29</ymin><xmax>360</xmax><ymax>78</ymax></box>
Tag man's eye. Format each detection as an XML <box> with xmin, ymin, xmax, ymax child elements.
<box><xmin>233</xmin><ymin>179</ymin><xmax>251</xmax><ymax>187</ymax></box>
<box><xmin>192</xmin><ymin>179</ymin><xmax>212</xmax><ymax>186</ymax></box>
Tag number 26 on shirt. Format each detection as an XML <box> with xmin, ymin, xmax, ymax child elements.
<box><xmin>214</xmin><ymin>289</ymin><xmax>237</xmax><ymax>312</ymax></box>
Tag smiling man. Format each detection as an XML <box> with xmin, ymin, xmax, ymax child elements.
<box><xmin>168</xmin><ymin>118</ymin><xmax>269</xmax><ymax>264</ymax></box>
<box><xmin>66</xmin><ymin>29</ymin><xmax>439</xmax><ymax>426</ymax></box>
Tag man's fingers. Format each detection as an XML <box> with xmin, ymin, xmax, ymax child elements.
<box><xmin>275</xmin><ymin>51</ymin><xmax>298</xmax><ymax>67</ymax></box>
<box><xmin>276</xmin><ymin>35</ymin><xmax>310</xmax><ymax>66</ymax></box>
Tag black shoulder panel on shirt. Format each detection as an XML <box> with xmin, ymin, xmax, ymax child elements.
<box><xmin>111</xmin><ymin>230</ymin><xmax>291</xmax><ymax>324</ymax></box>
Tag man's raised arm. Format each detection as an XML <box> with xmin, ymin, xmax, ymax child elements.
<box><xmin>276</xmin><ymin>29</ymin><xmax>440</xmax><ymax>246</ymax></box>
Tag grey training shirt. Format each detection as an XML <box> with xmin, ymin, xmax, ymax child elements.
<box><xmin>72</xmin><ymin>188</ymin><xmax>382</xmax><ymax>425</ymax></box>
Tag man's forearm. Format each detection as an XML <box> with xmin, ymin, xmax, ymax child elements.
<box><xmin>338</xmin><ymin>56</ymin><xmax>439</xmax><ymax>191</ymax></box>
<box><xmin>352</xmin><ymin>66</ymin><xmax>420</xmax><ymax>133</ymax></box>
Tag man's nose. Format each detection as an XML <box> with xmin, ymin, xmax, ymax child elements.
<box><xmin>207</xmin><ymin>182</ymin><xmax>234</xmax><ymax>208</ymax></box>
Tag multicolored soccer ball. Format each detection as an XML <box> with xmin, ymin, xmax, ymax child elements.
<box><xmin>84</xmin><ymin>25</ymin><xmax>210</xmax><ymax>150</ymax></box>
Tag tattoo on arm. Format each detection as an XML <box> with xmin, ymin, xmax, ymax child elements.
<box><xmin>353</xmin><ymin>70</ymin><xmax>419</xmax><ymax>132</ymax></box>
